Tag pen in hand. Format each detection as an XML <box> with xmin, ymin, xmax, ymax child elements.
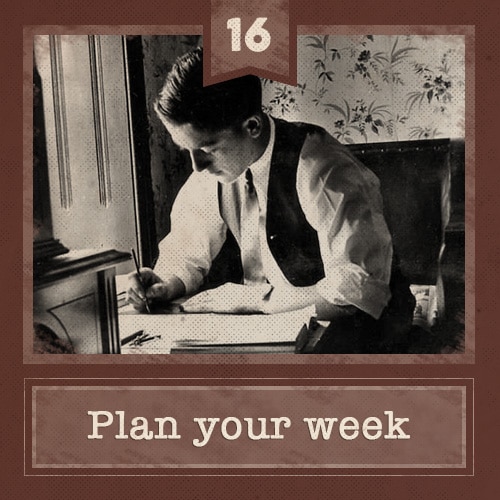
<box><xmin>131</xmin><ymin>248</ymin><xmax>152</xmax><ymax>314</ymax></box>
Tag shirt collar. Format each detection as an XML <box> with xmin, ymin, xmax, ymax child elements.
<box><xmin>245</xmin><ymin>115</ymin><xmax>275</xmax><ymax>197</ymax></box>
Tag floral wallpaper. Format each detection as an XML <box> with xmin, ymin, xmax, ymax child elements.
<box><xmin>262</xmin><ymin>35</ymin><xmax>465</xmax><ymax>143</ymax></box>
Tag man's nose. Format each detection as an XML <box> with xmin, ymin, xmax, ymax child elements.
<box><xmin>190</xmin><ymin>150</ymin><xmax>212</xmax><ymax>172</ymax></box>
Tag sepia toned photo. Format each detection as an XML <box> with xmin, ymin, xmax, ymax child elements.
<box><xmin>31</xmin><ymin>33</ymin><xmax>466</xmax><ymax>356</ymax></box>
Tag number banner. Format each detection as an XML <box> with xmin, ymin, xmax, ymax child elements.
<box><xmin>207</xmin><ymin>0</ymin><xmax>294</xmax><ymax>86</ymax></box>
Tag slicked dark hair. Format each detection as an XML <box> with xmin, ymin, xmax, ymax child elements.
<box><xmin>154</xmin><ymin>47</ymin><xmax>263</xmax><ymax>131</ymax></box>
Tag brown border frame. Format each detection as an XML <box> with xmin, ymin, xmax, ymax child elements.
<box><xmin>4</xmin><ymin>0</ymin><xmax>498</xmax><ymax>497</ymax></box>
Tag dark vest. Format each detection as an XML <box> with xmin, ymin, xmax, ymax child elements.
<box><xmin>219</xmin><ymin>119</ymin><xmax>325</xmax><ymax>287</ymax></box>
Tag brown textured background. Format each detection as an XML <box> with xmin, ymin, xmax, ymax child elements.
<box><xmin>3</xmin><ymin>0</ymin><xmax>498</xmax><ymax>499</ymax></box>
<box><xmin>29</xmin><ymin>383</ymin><xmax>468</xmax><ymax>470</ymax></box>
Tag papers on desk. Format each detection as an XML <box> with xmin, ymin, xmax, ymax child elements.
<box><xmin>118</xmin><ymin>305</ymin><xmax>315</xmax><ymax>354</ymax></box>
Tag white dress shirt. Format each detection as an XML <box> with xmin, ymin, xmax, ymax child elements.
<box><xmin>156</xmin><ymin>117</ymin><xmax>393</xmax><ymax>319</ymax></box>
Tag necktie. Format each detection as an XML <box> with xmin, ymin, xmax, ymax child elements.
<box><xmin>245</xmin><ymin>168</ymin><xmax>255</xmax><ymax>194</ymax></box>
<box><xmin>240</xmin><ymin>169</ymin><xmax>266</xmax><ymax>284</ymax></box>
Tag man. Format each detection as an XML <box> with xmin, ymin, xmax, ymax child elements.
<box><xmin>127</xmin><ymin>47</ymin><xmax>414</xmax><ymax>353</ymax></box>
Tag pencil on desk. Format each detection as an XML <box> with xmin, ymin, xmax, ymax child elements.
<box><xmin>120</xmin><ymin>329</ymin><xmax>144</xmax><ymax>346</ymax></box>
<box><xmin>131</xmin><ymin>248</ymin><xmax>152</xmax><ymax>314</ymax></box>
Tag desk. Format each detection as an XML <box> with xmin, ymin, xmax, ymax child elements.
<box><xmin>118</xmin><ymin>306</ymin><xmax>314</xmax><ymax>354</ymax></box>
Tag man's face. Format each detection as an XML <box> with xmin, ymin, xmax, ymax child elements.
<box><xmin>163</xmin><ymin>119</ymin><xmax>255</xmax><ymax>184</ymax></box>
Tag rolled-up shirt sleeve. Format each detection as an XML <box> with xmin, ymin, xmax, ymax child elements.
<box><xmin>297</xmin><ymin>136</ymin><xmax>393</xmax><ymax>319</ymax></box>
<box><xmin>154</xmin><ymin>172</ymin><xmax>227</xmax><ymax>294</ymax></box>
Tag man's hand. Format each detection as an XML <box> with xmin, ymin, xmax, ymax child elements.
<box><xmin>127</xmin><ymin>268</ymin><xmax>184</xmax><ymax>312</ymax></box>
<box><xmin>181</xmin><ymin>283</ymin><xmax>273</xmax><ymax>314</ymax></box>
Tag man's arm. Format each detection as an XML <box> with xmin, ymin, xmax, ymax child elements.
<box><xmin>239</xmin><ymin>132</ymin><xmax>392</xmax><ymax>320</ymax></box>
<box><xmin>127</xmin><ymin>172</ymin><xmax>226</xmax><ymax>311</ymax></box>
<box><xmin>294</xmin><ymin>132</ymin><xmax>393</xmax><ymax>320</ymax></box>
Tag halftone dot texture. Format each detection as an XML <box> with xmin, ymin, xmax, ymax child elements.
<box><xmin>263</xmin><ymin>34</ymin><xmax>465</xmax><ymax>144</ymax></box>
<box><xmin>27</xmin><ymin>30</ymin><xmax>471</xmax><ymax>364</ymax></box>
<box><xmin>33</xmin><ymin>35</ymin><xmax>144</xmax><ymax>255</ymax></box>
<box><xmin>32</xmin><ymin>385</ymin><xmax>466</xmax><ymax>469</ymax></box>
<box><xmin>120</xmin><ymin>307</ymin><xmax>312</xmax><ymax>354</ymax></box>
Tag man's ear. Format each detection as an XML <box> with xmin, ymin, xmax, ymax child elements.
<box><xmin>242</xmin><ymin>115</ymin><xmax>263</xmax><ymax>139</ymax></box>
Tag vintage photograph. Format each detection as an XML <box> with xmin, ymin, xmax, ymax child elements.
<box><xmin>32</xmin><ymin>34</ymin><xmax>466</xmax><ymax>355</ymax></box>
